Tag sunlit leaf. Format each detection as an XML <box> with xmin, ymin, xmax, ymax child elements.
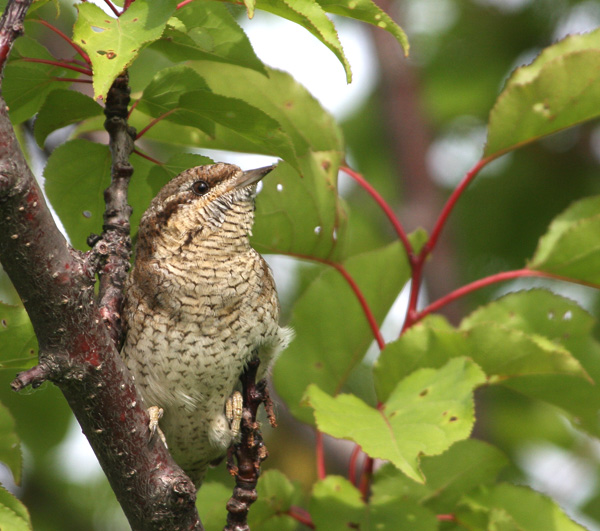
<box><xmin>178</xmin><ymin>90</ymin><xmax>299</xmax><ymax>170</ymax></box>
<box><xmin>253</xmin><ymin>0</ymin><xmax>352</xmax><ymax>82</ymax></box>
<box><xmin>529</xmin><ymin>195</ymin><xmax>600</xmax><ymax>284</ymax></box>
<box><xmin>34</xmin><ymin>89</ymin><xmax>103</xmax><ymax>146</ymax></box>
<box><xmin>304</xmin><ymin>358</ymin><xmax>486</xmax><ymax>482</ymax></box>
<box><xmin>152</xmin><ymin>1</ymin><xmax>266</xmax><ymax>74</ymax></box>
<box><xmin>252</xmin><ymin>157</ymin><xmax>347</xmax><ymax>260</ymax></box>
<box><xmin>317</xmin><ymin>0</ymin><xmax>409</xmax><ymax>55</ymax></box>
<box><xmin>485</xmin><ymin>29</ymin><xmax>600</xmax><ymax>158</ymax></box>
<box><xmin>371</xmin><ymin>440</ymin><xmax>508</xmax><ymax>515</ymax></box>
<box><xmin>0</xmin><ymin>486</ymin><xmax>31</xmax><ymax>531</ymax></box>
<box><xmin>73</xmin><ymin>1</ymin><xmax>177</xmax><ymax>100</ymax></box>
<box><xmin>375</xmin><ymin>292</ymin><xmax>590</xmax><ymax>403</ymax></box>
<box><xmin>274</xmin><ymin>242</ymin><xmax>410</xmax><ymax>423</ymax></box>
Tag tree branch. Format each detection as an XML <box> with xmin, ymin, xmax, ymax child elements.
<box><xmin>0</xmin><ymin>1</ymin><xmax>203</xmax><ymax>529</ymax></box>
<box><xmin>225</xmin><ymin>359</ymin><xmax>273</xmax><ymax>531</ymax></box>
<box><xmin>88</xmin><ymin>71</ymin><xmax>136</xmax><ymax>344</ymax></box>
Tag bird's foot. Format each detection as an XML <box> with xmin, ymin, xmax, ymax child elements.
<box><xmin>225</xmin><ymin>391</ymin><xmax>243</xmax><ymax>437</ymax></box>
<box><xmin>147</xmin><ymin>406</ymin><xmax>167</xmax><ymax>447</ymax></box>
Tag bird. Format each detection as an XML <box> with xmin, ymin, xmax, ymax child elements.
<box><xmin>120</xmin><ymin>162</ymin><xmax>293</xmax><ymax>486</ymax></box>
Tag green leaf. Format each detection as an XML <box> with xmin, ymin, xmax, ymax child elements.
<box><xmin>4</xmin><ymin>35</ymin><xmax>71</xmax><ymax>124</ymax></box>
<box><xmin>134</xmin><ymin>63</ymin><xmax>343</xmax><ymax>158</ymax></box>
<box><xmin>304</xmin><ymin>358</ymin><xmax>486</xmax><ymax>482</ymax></box>
<box><xmin>0</xmin><ymin>402</ymin><xmax>21</xmax><ymax>485</ymax></box>
<box><xmin>529</xmin><ymin>195</ymin><xmax>600</xmax><ymax>284</ymax></box>
<box><xmin>485</xmin><ymin>29</ymin><xmax>600</xmax><ymax>158</ymax></box>
<box><xmin>137</xmin><ymin>65</ymin><xmax>210</xmax><ymax>117</ymax></box>
<box><xmin>254</xmin><ymin>0</ymin><xmax>352</xmax><ymax>82</ymax></box>
<box><xmin>0</xmin><ymin>486</ymin><xmax>31</xmax><ymax>531</ymax></box>
<box><xmin>274</xmin><ymin>242</ymin><xmax>411</xmax><ymax>423</ymax></box>
<box><xmin>152</xmin><ymin>1</ymin><xmax>266</xmax><ymax>74</ymax></box>
<box><xmin>367</xmin><ymin>498</ymin><xmax>438</xmax><ymax>531</ymax></box>
<box><xmin>252</xmin><ymin>157</ymin><xmax>347</xmax><ymax>259</ymax></box>
<box><xmin>374</xmin><ymin>295</ymin><xmax>589</xmax><ymax>404</ymax></box>
<box><xmin>316</xmin><ymin>0</ymin><xmax>409</xmax><ymax>56</ymax></box>
<box><xmin>34</xmin><ymin>90</ymin><xmax>103</xmax><ymax>146</ymax></box>
<box><xmin>44</xmin><ymin>140</ymin><xmax>111</xmax><ymax>250</ymax></box>
<box><xmin>309</xmin><ymin>476</ymin><xmax>365</xmax><ymax>530</ymax></box>
<box><xmin>418</xmin><ymin>439</ymin><xmax>508</xmax><ymax>512</ymax></box>
<box><xmin>249</xmin><ymin>470</ymin><xmax>300</xmax><ymax>530</ymax></box>
<box><xmin>371</xmin><ymin>440</ymin><xmax>508</xmax><ymax>515</ymax></box>
<box><xmin>195</xmin><ymin>481</ymin><xmax>231</xmax><ymax>531</ymax></box>
<box><xmin>457</xmin><ymin>484</ymin><xmax>587</xmax><ymax>531</ymax></box>
<box><xmin>243</xmin><ymin>0</ymin><xmax>256</xmax><ymax>18</ymax></box>
<box><xmin>0</xmin><ymin>303</ymin><xmax>37</xmax><ymax>370</ymax></box>
<box><xmin>178</xmin><ymin>90</ymin><xmax>300</xmax><ymax>170</ymax></box>
<box><xmin>73</xmin><ymin>1</ymin><xmax>177</xmax><ymax>100</ymax></box>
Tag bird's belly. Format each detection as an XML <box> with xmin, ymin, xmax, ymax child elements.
<box><xmin>122</xmin><ymin>309</ymin><xmax>262</xmax><ymax>479</ymax></box>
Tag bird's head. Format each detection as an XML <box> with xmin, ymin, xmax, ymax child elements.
<box><xmin>136</xmin><ymin>162</ymin><xmax>274</xmax><ymax>259</ymax></box>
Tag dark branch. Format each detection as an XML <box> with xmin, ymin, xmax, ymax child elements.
<box><xmin>87</xmin><ymin>72</ymin><xmax>137</xmax><ymax>345</ymax></box>
<box><xmin>225</xmin><ymin>359</ymin><xmax>272</xmax><ymax>531</ymax></box>
<box><xmin>0</xmin><ymin>0</ymin><xmax>31</xmax><ymax>72</ymax></box>
<box><xmin>0</xmin><ymin>2</ymin><xmax>203</xmax><ymax>529</ymax></box>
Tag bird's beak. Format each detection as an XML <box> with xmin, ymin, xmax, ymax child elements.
<box><xmin>231</xmin><ymin>164</ymin><xmax>277</xmax><ymax>190</ymax></box>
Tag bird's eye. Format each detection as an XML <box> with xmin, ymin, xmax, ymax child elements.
<box><xmin>191</xmin><ymin>180</ymin><xmax>210</xmax><ymax>196</ymax></box>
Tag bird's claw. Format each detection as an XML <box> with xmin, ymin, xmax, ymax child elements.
<box><xmin>226</xmin><ymin>391</ymin><xmax>243</xmax><ymax>437</ymax></box>
<box><xmin>147</xmin><ymin>406</ymin><xmax>167</xmax><ymax>447</ymax></box>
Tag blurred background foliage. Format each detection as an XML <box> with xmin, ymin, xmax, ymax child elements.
<box><xmin>2</xmin><ymin>0</ymin><xmax>600</xmax><ymax>529</ymax></box>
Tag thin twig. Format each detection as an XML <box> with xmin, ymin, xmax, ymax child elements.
<box><xmin>225</xmin><ymin>359</ymin><xmax>270</xmax><ymax>531</ymax></box>
<box><xmin>103</xmin><ymin>0</ymin><xmax>120</xmax><ymax>16</ymax></box>
<box><xmin>316</xmin><ymin>430</ymin><xmax>326</xmax><ymax>480</ymax></box>
<box><xmin>31</xmin><ymin>19</ymin><xmax>90</xmax><ymax>64</ymax></box>
<box><xmin>21</xmin><ymin>56</ymin><xmax>92</xmax><ymax>75</ymax></box>
<box><xmin>341</xmin><ymin>165</ymin><xmax>414</xmax><ymax>262</ymax></box>
<box><xmin>136</xmin><ymin>109</ymin><xmax>176</xmax><ymax>139</ymax></box>
<box><xmin>415</xmin><ymin>268</ymin><xmax>600</xmax><ymax>325</ymax></box>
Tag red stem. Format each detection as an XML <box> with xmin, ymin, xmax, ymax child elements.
<box><xmin>341</xmin><ymin>165</ymin><xmax>414</xmax><ymax>261</ymax></box>
<box><xmin>177</xmin><ymin>0</ymin><xmax>195</xmax><ymax>8</ymax></box>
<box><xmin>358</xmin><ymin>456</ymin><xmax>374</xmax><ymax>500</ymax></box>
<box><xmin>287</xmin><ymin>506</ymin><xmax>315</xmax><ymax>529</ymax></box>
<box><xmin>21</xmin><ymin>57</ymin><xmax>92</xmax><ymax>76</ymax></box>
<box><xmin>132</xmin><ymin>149</ymin><xmax>163</xmax><ymax>166</ymax></box>
<box><xmin>348</xmin><ymin>445</ymin><xmax>362</xmax><ymax>486</ymax></box>
<box><xmin>437</xmin><ymin>514</ymin><xmax>456</xmax><ymax>521</ymax></box>
<box><xmin>103</xmin><ymin>0</ymin><xmax>121</xmax><ymax>16</ymax></box>
<box><xmin>316</xmin><ymin>430</ymin><xmax>326</xmax><ymax>480</ymax></box>
<box><xmin>136</xmin><ymin>109</ymin><xmax>177</xmax><ymax>139</ymax></box>
<box><xmin>53</xmin><ymin>77</ymin><xmax>93</xmax><ymax>84</ymax></box>
<box><xmin>425</xmin><ymin>157</ymin><xmax>492</xmax><ymax>257</ymax></box>
<box><xmin>401</xmin><ymin>156</ymin><xmax>493</xmax><ymax>333</ymax></box>
<box><xmin>128</xmin><ymin>98</ymin><xmax>140</xmax><ymax>119</ymax></box>
<box><xmin>286</xmin><ymin>252</ymin><xmax>386</xmax><ymax>352</ymax></box>
<box><xmin>415</xmin><ymin>268</ymin><xmax>600</xmax><ymax>325</ymax></box>
<box><xmin>32</xmin><ymin>19</ymin><xmax>90</xmax><ymax>64</ymax></box>
<box><xmin>331</xmin><ymin>262</ymin><xmax>386</xmax><ymax>350</ymax></box>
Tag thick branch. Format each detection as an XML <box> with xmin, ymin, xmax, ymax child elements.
<box><xmin>0</xmin><ymin>2</ymin><xmax>203</xmax><ymax>529</ymax></box>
